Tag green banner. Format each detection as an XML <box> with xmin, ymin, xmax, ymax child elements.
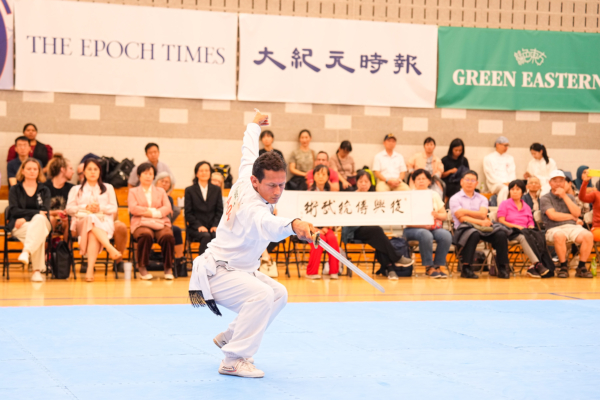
<box><xmin>436</xmin><ymin>27</ymin><xmax>600</xmax><ymax>113</ymax></box>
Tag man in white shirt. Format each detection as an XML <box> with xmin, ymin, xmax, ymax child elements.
<box><xmin>128</xmin><ymin>143</ymin><xmax>175</xmax><ymax>188</ymax></box>
<box><xmin>483</xmin><ymin>136</ymin><xmax>516</xmax><ymax>203</ymax></box>
<box><xmin>189</xmin><ymin>110</ymin><xmax>315</xmax><ymax>379</ymax></box>
<box><xmin>372</xmin><ymin>133</ymin><xmax>410</xmax><ymax>192</ymax></box>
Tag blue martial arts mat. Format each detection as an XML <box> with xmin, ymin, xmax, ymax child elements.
<box><xmin>1</xmin><ymin>300</ymin><xmax>599</xmax><ymax>400</ymax></box>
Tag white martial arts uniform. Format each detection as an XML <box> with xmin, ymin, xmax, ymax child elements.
<box><xmin>483</xmin><ymin>151</ymin><xmax>516</xmax><ymax>203</ymax></box>
<box><xmin>526</xmin><ymin>157</ymin><xmax>557</xmax><ymax>195</ymax></box>
<box><xmin>189</xmin><ymin>122</ymin><xmax>297</xmax><ymax>360</ymax></box>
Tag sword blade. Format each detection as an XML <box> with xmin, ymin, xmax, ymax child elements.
<box><xmin>318</xmin><ymin>240</ymin><xmax>385</xmax><ymax>293</ymax></box>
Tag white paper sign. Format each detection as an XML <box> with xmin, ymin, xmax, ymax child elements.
<box><xmin>276</xmin><ymin>190</ymin><xmax>434</xmax><ymax>227</ymax></box>
<box><xmin>0</xmin><ymin>0</ymin><xmax>13</xmax><ymax>89</ymax></box>
<box><xmin>239</xmin><ymin>14</ymin><xmax>438</xmax><ymax>108</ymax></box>
<box><xmin>15</xmin><ymin>0</ymin><xmax>237</xmax><ymax>99</ymax></box>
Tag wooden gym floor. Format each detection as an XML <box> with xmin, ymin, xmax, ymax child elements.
<box><xmin>2</xmin><ymin>262</ymin><xmax>600</xmax><ymax>307</ymax></box>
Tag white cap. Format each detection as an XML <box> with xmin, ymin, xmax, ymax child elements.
<box><xmin>549</xmin><ymin>170</ymin><xmax>565</xmax><ymax>180</ymax></box>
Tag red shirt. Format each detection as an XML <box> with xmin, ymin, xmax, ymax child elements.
<box><xmin>579</xmin><ymin>180</ymin><xmax>600</xmax><ymax>228</ymax></box>
<box><xmin>7</xmin><ymin>142</ymin><xmax>53</xmax><ymax>167</ymax></box>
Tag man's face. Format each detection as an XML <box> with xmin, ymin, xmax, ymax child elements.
<box><xmin>315</xmin><ymin>153</ymin><xmax>329</xmax><ymax>167</ymax></box>
<box><xmin>461</xmin><ymin>173</ymin><xmax>478</xmax><ymax>191</ymax></box>
<box><xmin>527</xmin><ymin>178</ymin><xmax>541</xmax><ymax>193</ymax></box>
<box><xmin>550</xmin><ymin>177</ymin><xmax>565</xmax><ymax>192</ymax></box>
<box><xmin>496</xmin><ymin>143</ymin><xmax>509</xmax><ymax>154</ymax></box>
<box><xmin>15</xmin><ymin>140</ymin><xmax>30</xmax><ymax>157</ymax></box>
<box><xmin>384</xmin><ymin>138</ymin><xmax>396</xmax><ymax>152</ymax></box>
<box><xmin>251</xmin><ymin>170</ymin><xmax>287</xmax><ymax>204</ymax></box>
<box><xmin>146</xmin><ymin>146</ymin><xmax>160</xmax><ymax>164</ymax></box>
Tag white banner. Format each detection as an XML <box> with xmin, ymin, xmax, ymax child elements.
<box><xmin>15</xmin><ymin>0</ymin><xmax>237</xmax><ymax>99</ymax></box>
<box><xmin>0</xmin><ymin>0</ymin><xmax>13</xmax><ymax>89</ymax></box>
<box><xmin>276</xmin><ymin>190</ymin><xmax>434</xmax><ymax>227</ymax></box>
<box><xmin>238</xmin><ymin>14</ymin><xmax>437</xmax><ymax>108</ymax></box>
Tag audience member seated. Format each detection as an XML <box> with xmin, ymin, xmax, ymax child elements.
<box><xmin>541</xmin><ymin>170</ymin><xmax>593</xmax><ymax>278</ymax></box>
<box><xmin>523</xmin><ymin>176</ymin><xmax>541</xmax><ymax>215</ymax></box>
<box><xmin>287</xmin><ymin>129</ymin><xmax>314</xmax><ymax>191</ymax></box>
<box><xmin>575</xmin><ymin>166</ymin><xmax>589</xmax><ymax>191</ymax></box>
<box><xmin>579</xmin><ymin>169</ymin><xmax>600</xmax><ymax>242</ymax></box>
<box><xmin>403</xmin><ymin>169</ymin><xmax>452</xmax><ymax>279</ymax></box>
<box><xmin>8</xmin><ymin>158</ymin><xmax>52</xmax><ymax>282</ymax></box>
<box><xmin>128</xmin><ymin>142</ymin><xmax>175</xmax><ymax>188</ymax></box>
<box><xmin>184</xmin><ymin>161</ymin><xmax>223</xmax><ymax>256</ymax></box>
<box><xmin>259</xmin><ymin>130</ymin><xmax>284</xmax><ymax>159</ymax></box>
<box><xmin>442</xmin><ymin>138</ymin><xmax>470</xmax><ymax>201</ymax></box>
<box><xmin>305</xmin><ymin>165</ymin><xmax>339</xmax><ymax>279</ymax></box>
<box><xmin>129</xmin><ymin>163</ymin><xmax>175</xmax><ymax>280</ymax></box>
<box><xmin>407</xmin><ymin>137</ymin><xmax>444</xmax><ymax>197</ymax></box>
<box><xmin>306</xmin><ymin>151</ymin><xmax>340</xmax><ymax>191</ymax></box>
<box><xmin>45</xmin><ymin>154</ymin><xmax>74</xmax><ymax>234</ymax></box>
<box><xmin>341</xmin><ymin>170</ymin><xmax>414</xmax><ymax>280</ymax></box>
<box><xmin>155</xmin><ymin>172</ymin><xmax>186</xmax><ymax>271</ymax></box>
<box><xmin>66</xmin><ymin>159</ymin><xmax>122</xmax><ymax>282</ymax></box>
<box><xmin>7</xmin><ymin>123</ymin><xmax>53</xmax><ymax>168</ymax></box>
<box><xmin>483</xmin><ymin>136</ymin><xmax>516</xmax><ymax>203</ymax></box>
<box><xmin>373</xmin><ymin>133</ymin><xmax>409</xmax><ymax>192</ymax></box>
<box><xmin>329</xmin><ymin>140</ymin><xmax>356</xmax><ymax>190</ymax></box>
<box><xmin>524</xmin><ymin>143</ymin><xmax>556</xmax><ymax>195</ymax></box>
<box><xmin>497</xmin><ymin>180</ymin><xmax>550</xmax><ymax>278</ymax></box>
<box><xmin>211</xmin><ymin>172</ymin><xmax>225</xmax><ymax>190</ymax></box>
<box><xmin>450</xmin><ymin>170</ymin><xmax>511</xmax><ymax>279</ymax></box>
<box><xmin>8</xmin><ymin>136</ymin><xmax>36</xmax><ymax>187</ymax></box>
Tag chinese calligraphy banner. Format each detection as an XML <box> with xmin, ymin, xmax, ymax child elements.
<box><xmin>238</xmin><ymin>14</ymin><xmax>438</xmax><ymax>108</ymax></box>
<box><xmin>276</xmin><ymin>190</ymin><xmax>434</xmax><ymax>227</ymax></box>
<box><xmin>0</xmin><ymin>0</ymin><xmax>13</xmax><ymax>89</ymax></box>
<box><xmin>14</xmin><ymin>0</ymin><xmax>237</xmax><ymax>99</ymax></box>
<box><xmin>437</xmin><ymin>27</ymin><xmax>600</xmax><ymax>112</ymax></box>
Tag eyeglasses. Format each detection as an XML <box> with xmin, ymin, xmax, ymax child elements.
<box><xmin>463</xmin><ymin>179</ymin><xmax>477</xmax><ymax>183</ymax></box>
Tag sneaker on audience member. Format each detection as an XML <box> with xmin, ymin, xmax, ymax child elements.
<box><xmin>395</xmin><ymin>256</ymin><xmax>414</xmax><ymax>267</ymax></box>
<box><xmin>31</xmin><ymin>270</ymin><xmax>43</xmax><ymax>282</ymax></box>
<box><xmin>387</xmin><ymin>270</ymin><xmax>399</xmax><ymax>280</ymax></box>
<box><xmin>329</xmin><ymin>273</ymin><xmax>339</xmax><ymax>280</ymax></box>
<box><xmin>437</xmin><ymin>268</ymin><xmax>448</xmax><ymax>279</ymax></box>
<box><xmin>527</xmin><ymin>267</ymin><xmax>541</xmax><ymax>278</ymax></box>
<box><xmin>305</xmin><ymin>274</ymin><xmax>321</xmax><ymax>280</ymax></box>
<box><xmin>426</xmin><ymin>267</ymin><xmax>441</xmax><ymax>279</ymax></box>
<box><xmin>534</xmin><ymin>262</ymin><xmax>549</xmax><ymax>276</ymax></box>
<box><xmin>218</xmin><ymin>359</ymin><xmax>264</xmax><ymax>378</ymax></box>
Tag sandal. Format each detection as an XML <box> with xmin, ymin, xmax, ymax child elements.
<box><xmin>557</xmin><ymin>268</ymin><xmax>569</xmax><ymax>278</ymax></box>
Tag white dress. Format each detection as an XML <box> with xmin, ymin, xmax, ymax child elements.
<box><xmin>527</xmin><ymin>157</ymin><xmax>557</xmax><ymax>195</ymax></box>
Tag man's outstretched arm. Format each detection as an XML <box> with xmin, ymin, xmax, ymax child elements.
<box><xmin>238</xmin><ymin>110</ymin><xmax>270</xmax><ymax>181</ymax></box>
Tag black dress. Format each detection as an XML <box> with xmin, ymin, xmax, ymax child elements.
<box><xmin>441</xmin><ymin>156</ymin><xmax>470</xmax><ymax>200</ymax></box>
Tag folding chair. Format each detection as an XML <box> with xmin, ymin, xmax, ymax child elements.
<box><xmin>340</xmin><ymin>237</ymin><xmax>376</xmax><ymax>276</ymax></box>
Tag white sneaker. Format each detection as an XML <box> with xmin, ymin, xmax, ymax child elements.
<box><xmin>329</xmin><ymin>273</ymin><xmax>339</xmax><ymax>279</ymax></box>
<box><xmin>305</xmin><ymin>274</ymin><xmax>321</xmax><ymax>280</ymax></box>
<box><xmin>218</xmin><ymin>359</ymin><xmax>264</xmax><ymax>378</ymax></box>
<box><xmin>18</xmin><ymin>251</ymin><xmax>29</xmax><ymax>266</ymax></box>
<box><xmin>323</xmin><ymin>262</ymin><xmax>330</xmax><ymax>275</ymax></box>
<box><xmin>31</xmin><ymin>271</ymin><xmax>43</xmax><ymax>282</ymax></box>
<box><xmin>213</xmin><ymin>333</ymin><xmax>254</xmax><ymax>364</ymax></box>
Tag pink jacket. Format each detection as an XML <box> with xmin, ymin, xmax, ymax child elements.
<box><xmin>128</xmin><ymin>185</ymin><xmax>172</xmax><ymax>233</ymax></box>
<box><xmin>66</xmin><ymin>183</ymin><xmax>118</xmax><ymax>231</ymax></box>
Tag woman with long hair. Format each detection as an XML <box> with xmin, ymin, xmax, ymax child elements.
<box><xmin>441</xmin><ymin>138</ymin><xmax>470</xmax><ymax>200</ymax></box>
<box><xmin>66</xmin><ymin>158</ymin><xmax>121</xmax><ymax>282</ymax></box>
<box><xmin>286</xmin><ymin>129</ymin><xmax>315</xmax><ymax>191</ymax></box>
<box><xmin>8</xmin><ymin>158</ymin><xmax>52</xmax><ymax>281</ymax></box>
<box><xmin>525</xmin><ymin>143</ymin><xmax>557</xmax><ymax>194</ymax></box>
<box><xmin>45</xmin><ymin>153</ymin><xmax>74</xmax><ymax>234</ymax></box>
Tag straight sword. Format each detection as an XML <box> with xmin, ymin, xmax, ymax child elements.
<box><xmin>314</xmin><ymin>233</ymin><xmax>385</xmax><ymax>293</ymax></box>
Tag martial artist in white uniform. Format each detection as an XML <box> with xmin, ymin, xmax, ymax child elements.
<box><xmin>189</xmin><ymin>110</ymin><xmax>315</xmax><ymax>378</ymax></box>
<box><xmin>483</xmin><ymin>136</ymin><xmax>516</xmax><ymax>203</ymax></box>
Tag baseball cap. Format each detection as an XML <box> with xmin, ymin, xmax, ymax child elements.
<box><xmin>549</xmin><ymin>170</ymin><xmax>565</xmax><ymax>180</ymax></box>
<box><xmin>495</xmin><ymin>136</ymin><xmax>509</xmax><ymax>145</ymax></box>
<box><xmin>383</xmin><ymin>133</ymin><xmax>396</xmax><ymax>141</ymax></box>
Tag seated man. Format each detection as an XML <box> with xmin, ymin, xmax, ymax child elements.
<box><xmin>373</xmin><ymin>133</ymin><xmax>409</xmax><ymax>192</ymax></box>
<box><xmin>8</xmin><ymin>136</ymin><xmax>37</xmax><ymax>187</ymax></box>
<box><xmin>449</xmin><ymin>170</ymin><xmax>511</xmax><ymax>279</ymax></box>
<box><xmin>128</xmin><ymin>143</ymin><xmax>175</xmax><ymax>188</ymax></box>
<box><xmin>7</xmin><ymin>123</ymin><xmax>53</xmax><ymax>168</ymax></box>
<box><xmin>305</xmin><ymin>151</ymin><xmax>340</xmax><ymax>191</ymax></box>
<box><xmin>541</xmin><ymin>170</ymin><xmax>593</xmax><ymax>278</ymax></box>
<box><xmin>483</xmin><ymin>136</ymin><xmax>515</xmax><ymax>203</ymax></box>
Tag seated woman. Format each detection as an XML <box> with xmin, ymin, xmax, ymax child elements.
<box><xmin>66</xmin><ymin>159</ymin><xmax>121</xmax><ymax>282</ymax></box>
<box><xmin>407</xmin><ymin>137</ymin><xmax>445</xmax><ymax>197</ymax></box>
<box><xmin>329</xmin><ymin>140</ymin><xmax>356</xmax><ymax>190</ymax></box>
<box><xmin>184</xmin><ymin>161</ymin><xmax>223</xmax><ymax>256</ymax></box>
<box><xmin>287</xmin><ymin>129</ymin><xmax>314</xmax><ymax>191</ymax></box>
<box><xmin>403</xmin><ymin>169</ymin><xmax>452</xmax><ymax>279</ymax></box>
<box><xmin>306</xmin><ymin>165</ymin><xmax>339</xmax><ymax>279</ymax></box>
<box><xmin>8</xmin><ymin>158</ymin><xmax>52</xmax><ymax>282</ymax></box>
<box><xmin>497</xmin><ymin>180</ymin><xmax>549</xmax><ymax>278</ymax></box>
<box><xmin>259</xmin><ymin>130</ymin><xmax>284</xmax><ymax>159</ymax></box>
<box><xmin>129</xmin><ymin>163</ymin><xmax>175</xmax><ymax>280</ymax></box>
<box><xmin>44</xmin><ymin>153</ymin><xmax>74</xmax><ymax>235</ymax></box>
<box><xmin>579</xmin><ymin>169</ymin><xmax>600</xmax><ymax>242</ymax></box>
<box><xmin>341</xmin><ymin>170</ymin><xmax>414</xmax><ymax>280</ymax></box>
<box><xmin>155</xmin><ymin>172</ymin><xmax>186</xmax><ymax>272</ymax></box>
<box><xmin>441</xmin><ymin>138</ymin><xmax>469</xmax><ymax>201</ymax></box>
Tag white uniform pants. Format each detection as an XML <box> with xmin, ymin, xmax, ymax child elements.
<box><xmin>490</xmin><ymin>183</ymin><xmax>509</xmax><ymax>203</ymax></box>
<box><xmin>209</xmin><ymin>267</ymin><xmax>288</xmax><ymax>359</ymax></box>
<box><xmin>11</xmin><ymin>214</ymin><xmax>51</xmax><ymax>272</ymax></box>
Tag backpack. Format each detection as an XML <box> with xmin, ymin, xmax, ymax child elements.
<box><xmin>389</xmin><ymin>237</ymin><xmax>413</xmax><ymax>277</ymax></box>
<box><xmin>213</xmin><ymin>164</ymin><xmax>233</xmax><ymax>189</ymax></box>
<box><xmin>106</xmin><ymin>158</ymin><xmax>135</xmax><ymax>188</ymax></box>
<box><xmin>51</xmin><ymin>241</ymin><xmax>72</xmax><ymax>279</ymax></box>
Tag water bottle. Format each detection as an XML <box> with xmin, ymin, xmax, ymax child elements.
<box><xmin>124</xmin><ymin>262</ymin><xmax>133</xmax><ymax>280</ymax></box>
<box><xmin>591</xmin><ymin>258</ymin><xmax>597</xmax><ymax>277</ymax></box>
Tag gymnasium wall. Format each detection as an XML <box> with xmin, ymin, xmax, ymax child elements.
<box><xmin>0</xmin><ymin>0</ymin><xmax>598</xmax><ymax>189</ymax></box>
